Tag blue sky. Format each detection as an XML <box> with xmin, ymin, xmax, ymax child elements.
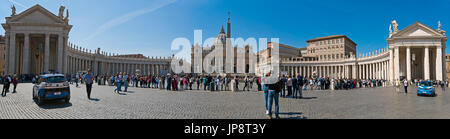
<box><xmin>1</xmin><ymin>0</ymin><xmax>449</xmax><ymax>57</ymax></box>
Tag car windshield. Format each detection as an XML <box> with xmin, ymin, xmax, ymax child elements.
<box><xmin>45</xmin><ymin>76</ymin><xmax>66</xmax><ymax>83</ymax></box>
<box><xmin>420</xmin><ymin>82</ymin><xmax>433</xmax><ymax>87</ymax></box>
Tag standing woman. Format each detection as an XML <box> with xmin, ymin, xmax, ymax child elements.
<box><xmin>12</xmin><ymin>74</ymin><xmax>18</xmax><ymax>93</ymax></box>
<box><xmin>183</xmin><ymin>76</ymin><xmax>188</xmax><ymax>90</ymax></box>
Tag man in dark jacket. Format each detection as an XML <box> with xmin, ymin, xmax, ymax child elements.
<box><xmin>291</xmin><ymin>76</ymin><xmax>297</xmax><ymax>98</ymax></box>
<box><xmin>297</xmin><ymin>75</ymin><xmax>304</xmax><ymax>98</ymax></box>
<box><xmin>2</xmin><ymin>75</ymin><xmax>10</xmax><ymax>97</ymax></box>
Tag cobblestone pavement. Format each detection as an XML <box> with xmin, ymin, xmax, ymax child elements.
<box><xmin>1</xmin><ymin>83</ymin><xmax>449</xmax><ymax>119</ymax></box>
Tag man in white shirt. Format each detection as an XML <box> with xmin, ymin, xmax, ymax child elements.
<box><xmin>403</xmin><ymin>79</ymin><xmax>408</xmax><ymax>94</ymax></box>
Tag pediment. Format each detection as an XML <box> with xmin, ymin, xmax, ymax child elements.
<box><xmin>9</xmin><ymin>4</ymin><xmax>63</xmax><ymax>24</ymax></box>
<box><xmin>392</xmin><ymin>22</ymin><xmax>444</xmax><ymax>38</ymax></box>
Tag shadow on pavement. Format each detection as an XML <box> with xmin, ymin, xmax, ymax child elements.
<box><xmin>279</xmin><ymin>112</ymin><xmax>307</xmax><ymax>119</ymax></box>
<box><xmin>116</xmin><ymin>92</ymin><xmax>127</xmax><ymax>95</ymax></box>
<box><xmin>299</xmin><ymin>97</ymin><xmax>317</xmax><ymax>100</ymax></box>
<box><xmin>125</xmin><ymin>91</ymin><xmax>135</xmax><ymax>93</ymax></box>
<box><xmin>34</xmin><ymin>100</ymin><xmax>72</xmax><ymax>109</ymax></box>
<box><xmin>89</xmin><ymin>98</ymin><xmax>100</xmax><ymax>101</ymax></box>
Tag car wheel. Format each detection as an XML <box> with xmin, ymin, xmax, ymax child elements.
<box><xmin>65</xmin><ymin>97</ymin><xmax>70</xmax><ymax>103</ymax></box>
<box><xmin>37</xmin><ymin>96</ymin><xmax>43</xmax><ymax>106</ymax></box>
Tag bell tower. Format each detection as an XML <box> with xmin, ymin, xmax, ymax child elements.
<box><xmin>227</xmin><ymin>12</ymin><xmax>231</xmax><ymax>38</ymax></box>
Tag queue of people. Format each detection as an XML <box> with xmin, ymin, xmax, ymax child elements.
<box><xmin>89</xmin><ymin>73</ymin><xmax>263</xmax><ymax>93</ymax></box>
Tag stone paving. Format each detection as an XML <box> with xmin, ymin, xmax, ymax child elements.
<box><xmin>1</xmin><ymin>83</ymin><xmax>450</xmax><ymax>119</ymax></box>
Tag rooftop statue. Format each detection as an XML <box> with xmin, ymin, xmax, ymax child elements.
<box><xmin>392</xmin><ymin>20</ymin><xmax>399</xmax><ymax>32</ymax></box>
<box><xmin>58</xmin><ymin>6</ymin><xmax>65</xmax><ymax>19</ymax></box>
<box><xmin>11</xmin><ymin>5</ymin><xmax>16</xmax><ymax>16</ymax></box>
<box><xmin>64</xmin><ymin>9</ymin><xmax>69</xmax><ymax>23</ymax></box>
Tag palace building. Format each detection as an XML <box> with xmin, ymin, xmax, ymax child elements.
<box><xmin>278</xmin><ymin>21</ymin><xmax>448</xmax><ymax>81</ymax></box>
<box><xmin>1</xmin><ymin>5</ymin><xmax>171</xmax><ymax>76</ymax></box>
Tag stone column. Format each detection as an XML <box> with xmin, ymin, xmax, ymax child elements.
<box><xmin>424</xmin><ymin>47</ymin><xmax>430</xmax><ymax>80</ymax></box>
<box><xmin>376</xmin><ymin>63</ymin><xmax>379</xmax><ymax>79</ymax></box>
<box><xmin>302</xmin><ymin>66</ymin><xmax>305</xmax><ymax>77</ymax></box>
<box><xmin>359</xmin><ymin>65</ymin><xmax>362</xmax><ymax>79</ymax></box>
<box><xmin>406</xmin><ymin>47</ymin><xmax>411</xmax><ymax>81</ymax></box>
<box><xmin>44</xmin><ymin>34</ymin><xmax>50</xmax><ymax>73</ymax></box>
<box><xmin>4</xmin><ymin>34</ymin><xmax>9</xmax><ymax>74</ymax></box>
<box><xmin>23</xmin><ymin>33</ymin><xmax>30</xmax><ymax>74</ymax></box>
<box><xmin>338</xmin><ymin>66</ymin><xmax>341</xmax><ymax>79</ymax></box>
<box><xmin>9</xmin><ymin>33</ymin><xmax>16</xmax><ymax>74</ymax></box>
<box><xmin>394</xmin><ymin>47</ymin><xmax>400</xmax><ymax>80</ymax></box>
<box><xmin>58</xmin><ymin>34</ymin><xmax>63</xmax><ymax>73</ymax></box>
<box><xmin>436</xmin><ymin>46</ymin><xmax>443</xmax><ymax>81</ymax></box>
<box><xmin>306</xmin><ymin>66</ymin><xmax>309</xmax><ymax>78</ymax></box>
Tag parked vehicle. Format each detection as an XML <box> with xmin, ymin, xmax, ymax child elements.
<box><xmin>417</xmin><ymin>81</ymin><xmax>436</xmax><ymax>97</ymax></box>
<box><xmin>32</xmin><ymin>74</ymin><xmax>71</xmax><ymax>105</ymax></box>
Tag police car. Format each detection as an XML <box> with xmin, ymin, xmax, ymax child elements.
<box><xmin>32</xmin><ymin>74</ymin><xmax>71</xmax><ymax>105</ymax></box>
<box><xmin>417</xmin><ymin>81</ymin><xmax>436</xmax><ymax>97</ymax></box>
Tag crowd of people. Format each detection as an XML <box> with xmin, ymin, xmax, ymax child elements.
<box><xmin>75</xmin><ymin>73</ymin><xmax>264</xmax><ymax>94</ymax></box>
<box><xmin>0</xmin><ymin>74</ymin><xmax>19</xmax><ymax>97</ymax></box>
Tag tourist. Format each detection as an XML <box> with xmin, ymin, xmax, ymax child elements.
<box><xmin>403</xmin><ymin>79</ymin><xmax>408</xmax><ymax>94</ymax></box>
<box><xmin>84</xmin><ymin>69</ymin><xmax>94</xmax><ymax>99</ymax></box>
<box><xmin>262</xmin><ymin>73</ymin><xmax>269</xmax><ymax>115</ymax></box>
<box><xmin>243</xmin><ymin>76</ymin><xmax>250</xmax><ymax>91</ymax></box>
<box><xmin>297</xmin><ymin>75</ymin><xmax>304</xmax><ymax>99</ymax></box>
<box><xmin>267</xmin><ymin>74</ymin><xmax>281</xmax><ymax>119</ymax></box>
<box><xmin>12</xmin><ymin>74</ymin><xmax>18</xmax><ymax>93</ymax></box>
<box><xmin>1</xmin><ymin>74</ymin><xmax>10</xmax><ymax>97</ymax></box>
<box><xmin>249</xmin><ymin>76</ymin><xmax>254</xmax><ymax>90</ymax></box>
<box><xmin>203</xmin><ymin>76</ymin><xmax>207</xmax><ymax>91</ymax></box>
<box><xmin>225</xmin><ymin>76</ymin><xmax>231</xmax><ymax>91</ymax></box>
<box><xmin>172</xmin><ymin>76</ymin><xmax>177</xmax><ymax>91</ymax></box>
<box><xmin>189</xmin><ymin>76</ymin><xmax>193</xmax><ymax>90</ymax></box>
<box><xmin>124</xmin><ymin>73</ymin><xmax>129</xmax><ymax>92</ymax></box>
<box><xmin>196</xmin><ymin>76</ymin><xmax>201</xmax><ymax>90</ymax></box>
<box><xmin>114</xmin><ymin>73</ymin><xmax>122</xmax><ymax>94</ymax></box>
<box><xmin>280</xmin><ymin>75</ymin><xmax>287</xmax><ymax>97</ymax></box>
<box><xmin>235</xmin><ymin>77</ymin><xmax>239</xmax><ymax>90</ymax></box>
<box><xmin>231</xmin><ymin>76</ymin><xmax>236</xmax><ymax>92</ymax></box>
<box><xmin>183</xmin><ymin>76</ymin><xmax>188</xmax><ymax>90</ymax></box>
<box><xmin>216</xmin><ymin>76</ymin><xmax>220</xmax><ymax>91</ymax></box>
<box><xmin>166</xmin><ymin>75</ymin><xmax>172</xmax><ymax>91</ymax></box>
<box><xmin>286</xmin><ymin>76</ymin><xmax>293</xmax><ymax>98</ymax></box>
<box><xmin>291</xmin><ymin>75</ymin><xmax>297</xmax><ymax>97</ymax></box>
<box><xmin>75</xmin><ymin>73</ymin><xmax>79</xmax><ymax>87</ymax></box>
<box><xmin>257</xmin><ymin>76</ymin><xmax>262</xmax><ymax>91</ymax></box>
